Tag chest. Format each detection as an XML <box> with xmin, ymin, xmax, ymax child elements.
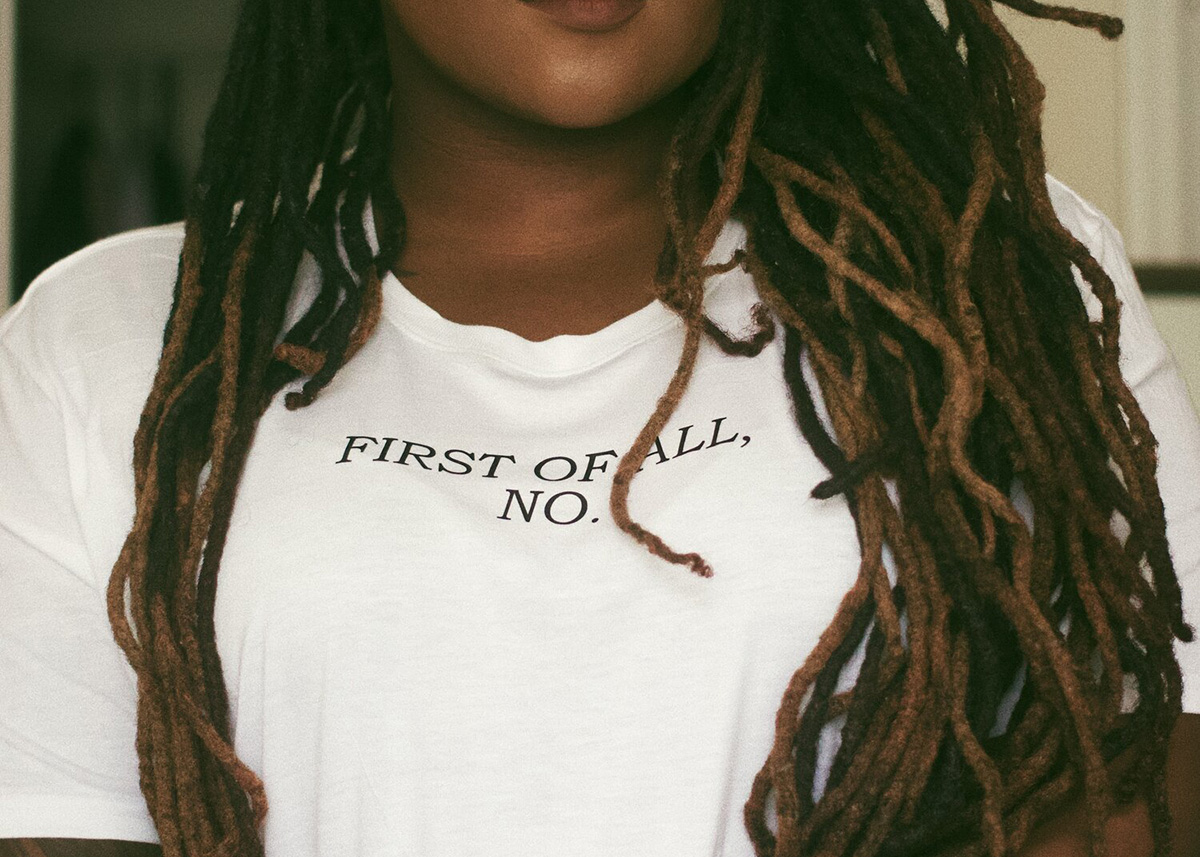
<box><xmin>205</xmin><ymin>325</ymin><xmax>861</xmax><ymax>693</ymax></box>
<box><xmin>204</xmin><ymin>340</ymin><xmax>863</xmax><ymax>855</ymax></box>
<box><xmin>213</xmin><ymin>362</ymin><xmax>859</xmax><ymax>643</ymax></box>
<box><xmin>83</xmin><ymin>310</ymin><xmax>870</xmax><ymax>854</ymax></box>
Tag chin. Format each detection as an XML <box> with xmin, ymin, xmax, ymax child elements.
<box><xmin>381</xmin><ymin>0</ymin><xmax>724</xmax><ymax>133</ymax></box>
<box><xmin>507</xmin><ymin>84</ymin><xmax>658</xmax><ymax>130</ymax></box>
<box><xmin>488</xmin><ymin>58</ymin><xmax>702</xmax><ymax>131</ymax></box>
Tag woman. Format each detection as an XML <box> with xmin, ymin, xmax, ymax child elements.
<box><xmin>2</xmin><ymin>0</ymin><xmax>1199</xmax><ymax>855</ymax></box>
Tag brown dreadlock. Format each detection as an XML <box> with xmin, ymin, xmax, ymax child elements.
<box><xmin>104</xmin><ymin>0</ymin><xmax>1193</xmax><ymax>855</ymax></box>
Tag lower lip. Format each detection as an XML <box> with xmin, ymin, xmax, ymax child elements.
<box><xmin>520</xmin><ymin>0</ymin><xmax>647</xmax><ymax>33</ymax></box>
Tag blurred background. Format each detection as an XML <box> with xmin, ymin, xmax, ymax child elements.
<box><xmin>0</xmin><ymin>0</ymin><xmax>239</xmax><ymax>304</ymax></box>
<box><xmin>0</xmin><ymin>0</ymin><xmax>1196</xmax><ymax>402</ymax></box>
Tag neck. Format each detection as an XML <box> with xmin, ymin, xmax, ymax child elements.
<box><xmin>384</xmin><ymin>36</ymin><xmax>693</xmax><ymax>279</ymax></box>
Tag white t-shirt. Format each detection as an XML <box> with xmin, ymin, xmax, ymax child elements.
<box><xmin>2</xmin><ymin>176</ymin><xmax>1199</xmax><ymax>856</ymax></box>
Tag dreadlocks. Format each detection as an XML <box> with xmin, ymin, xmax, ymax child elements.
<box><xmin>104</xmin><ymin>0</ymin><xmax>1192</xmax><ymax>855</ymax></box>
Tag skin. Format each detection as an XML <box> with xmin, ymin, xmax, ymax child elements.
<box><xmin>380</xmin><ymin>0</ymin><xmax>724</xmax><ymax>340</ymax></box>
<box><xmin>5</xmin><ymin>2</ymin><xmax>1199</xmax><ymax>854</ymax></box>
<box><xmin>1020</xmin><ymin>713</ymin><xmax>1200</xmax><ymax>857</ymax></box>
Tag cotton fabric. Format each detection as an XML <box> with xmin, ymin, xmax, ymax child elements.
<box><xmin>2</xmin><ymin>176</ymin><xmax>1199</xmax><ymax>855</ymax></box>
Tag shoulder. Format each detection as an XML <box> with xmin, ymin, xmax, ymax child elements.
<box><xmin>1045</xmin><ymin>173</ymin><xmax>1113</xmax><ymax>249</ymax></box>
<box><xmin>1043</xmin><ymin>175</ymin><xmax>1156</xmax><ymax>318</ymax></box>
<box><xmin>1043</xmin><ymin>175</ymin><xmax>1175</xmax><ymax>392</ymax></box>
<box><xmin>1042</xmin><ymin>174</ymin><xmax>1141</xmax><ymax>305</ymax></box>
<box><xmin>0</xmin><ymin>223</ymin><xmax>184</xmax><ymax>377</ymax></box>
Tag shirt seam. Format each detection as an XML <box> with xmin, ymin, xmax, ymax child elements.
<box><xmin>380</xmin><ymin>303</ymin><xmax>685</xmax><ymax>379</ymax></box>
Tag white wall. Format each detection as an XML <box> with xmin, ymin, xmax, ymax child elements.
<box><xmin>1000</xmin><ymin>0</ymin><xmax>1200</xmax><ymax>411</ymax></box>
<box><xmin>999</xmin><ymin>0</ymin><xmax>1200</xmax><ymax>267</ymax></box>
<box><xmin>1121</xmin><ymin>1</ymin><xmax>1200</xmax><ymax>264</ymax></box>
<box><xmin>1146</xmin><ymin>297</ymin><xmax>1200</xmax><ymax>411</ymax></box>
<box><xmin>998</xmin><ymin>0</ymin><xmax>1127</xmax><ymax>232</ymax></box>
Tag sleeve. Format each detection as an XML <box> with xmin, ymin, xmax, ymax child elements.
<box><xmin>0</xmin><ymin>332</ymin><xmax>159</xmax><ymax>843</ymax></box>
<box><xmin>1077</xmin><ymin>209</ymin><xmax>1200</xmax><ymax>714</ymax></box>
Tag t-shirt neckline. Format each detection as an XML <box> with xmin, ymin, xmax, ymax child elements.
<box><xmin>378</xmin><ymin>218</ymin><xmax>750</xmax><ymax>378</ymax></box>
